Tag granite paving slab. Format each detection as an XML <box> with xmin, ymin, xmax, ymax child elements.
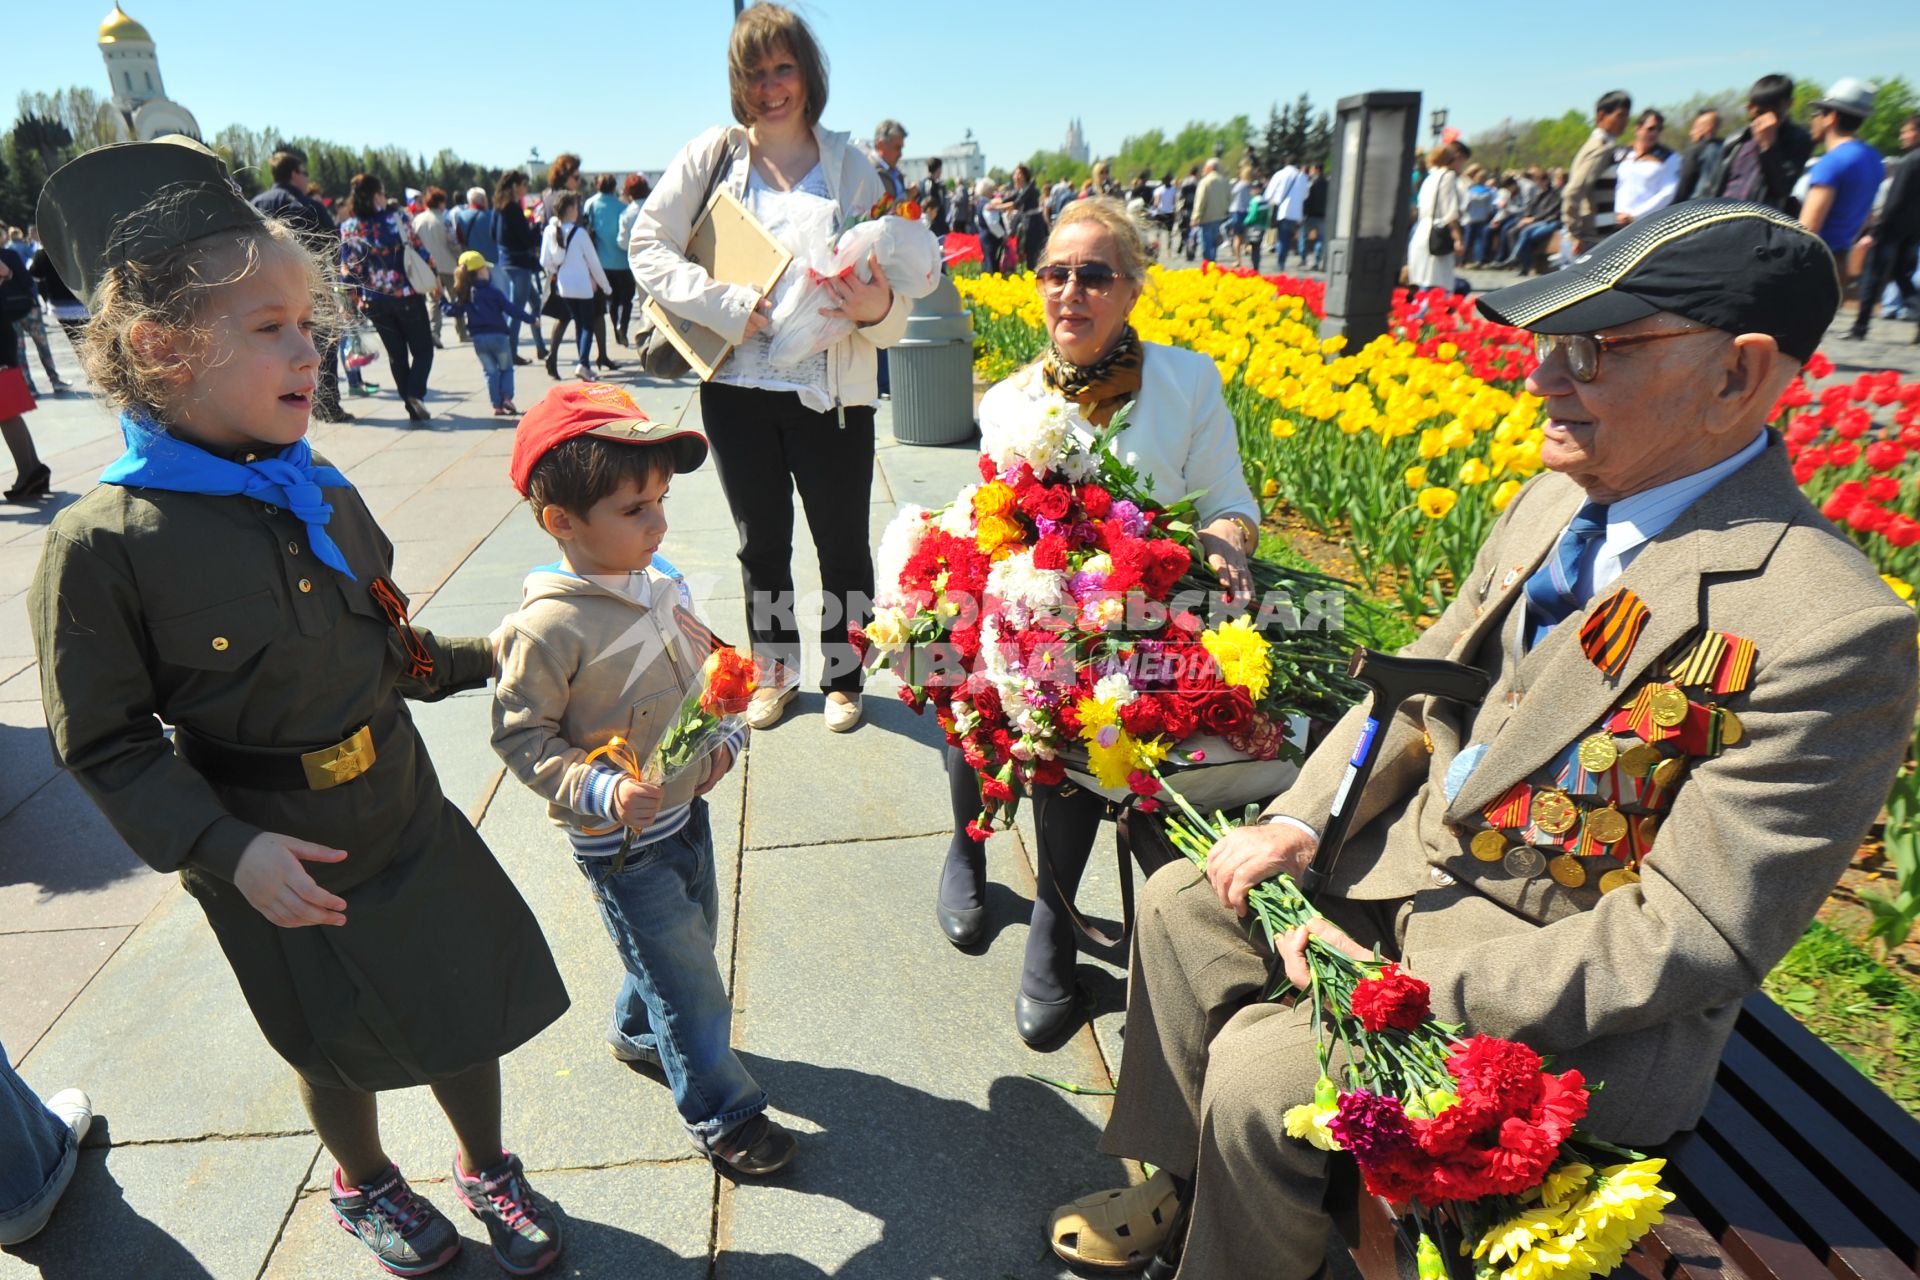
<box><xmin>0</xmin><ymin>925</ymin><xmax>132</xmax><ymax>1054</ymax></box>
<box><xmin>0</xmin><ymin>1136</ymin><xmax>319</xmax><ymax>1280</ymax></box>
<box><xmin>0</xmin><ymin>771</ymin><xmax>169</xmax><ymax>934</ymax></box>
<box><xmin>0</xmin><ymin>699</ymin><xmax>58</xmax><ymax>819</ymax></box>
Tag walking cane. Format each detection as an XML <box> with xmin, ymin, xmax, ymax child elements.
<box><xmin>1298</xmin><ymin>649</ymin><xmax>1493</xmax><ymax>901</ymax></box>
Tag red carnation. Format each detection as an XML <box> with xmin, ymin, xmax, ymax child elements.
<box><xmin>1032</xmin><ymin>534</ymin><xmax>1069</xmax><ymax>570</ymax></box>
<box><xmin>1030</xmin><ymin>756</ymin><xmax>1067</xmax><ymax>786</ymax></box>
<box><xmin>1119</xmin><ymin>697</ymin><xmax>1169</xmax><ymax>738</ymax></box>
<box><xmin>965</xmin><ymin>820</ymin><xmax>996</xmax><ymax>841</ymax></box>
<box><xmin>1350</xmin><ymin>963</ymin><xmax>1431</xmax><ymax>1032</ymax></box>
<box><xmin>977</xmin><ymin>455</ymin><xmax>997</xmax><ymax>483</ymax></box>
<box><xmin>1079</xmin><ymin>484</ymin><xmax>1113</xmax><ymax>518</ymax></box>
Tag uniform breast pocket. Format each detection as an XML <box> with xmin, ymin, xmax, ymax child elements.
<box><xmin>148</xmin><ymin>589</ymin><xmax>281</xmax><ymax>673</ymax></box>
<box><xmin>624</xmin><ymin>688</ymin><xmax>681</xmax><ymax>749</ymax></box>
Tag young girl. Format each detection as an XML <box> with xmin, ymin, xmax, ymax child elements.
<box><xmin>447</xmin><ymin>251</ymin><xmax>541</xmax><ymax>416</ymax></box>
<box><xmin>29</xmin><ymin>138</ymin><xmax>570</xmax><ymax>1278</ymax></box>
<box><xmin>538</xmin><ymin>192</ymin><xmax>609</xmax><ymax>383</ymax></box>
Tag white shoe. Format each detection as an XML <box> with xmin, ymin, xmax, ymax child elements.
<box><xmin>573</xmin><ymin>362</ymin><xmax>594</xmax><ymax>380</ymax></box>
<box><xmin>824</xmin><ymin>693</ymin><xmax>863</xmax><ymax>733</ymax></box>
<box><xmin>743</xmin><ymin>684</ymin><xmax>797</xmax><ymax>730</ymax></box>
<box><xmin>0</xmin><ymin>1089</ymin><xmax>91</xmax><ymax>1246</ymax></box>
<box><xmin>45</xmin><ymin>1089</ymin><xmax>92</xmax><ymax>1144</ymax></box>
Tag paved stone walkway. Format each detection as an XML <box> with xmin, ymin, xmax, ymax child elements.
<box><xmin>0</xmin><ymin>326</ymin><xmax>1137</xmax><ymax>1279</ymax></box>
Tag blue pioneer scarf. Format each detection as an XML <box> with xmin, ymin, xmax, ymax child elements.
<box><xmin>100</xmin><ymin>410</ymin><xmax>357</xmax><ymax>579</ymax></box>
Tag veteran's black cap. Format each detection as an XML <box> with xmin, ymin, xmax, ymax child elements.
<box><xmin>36</xmin><ymin>136</ymin><xmax>263</xmax><ymax>306</ymax></box>
<box><xmin>1475</xmin><ymin>199</ymin><xmax>1840</xmax><ymax>363</ymax></box>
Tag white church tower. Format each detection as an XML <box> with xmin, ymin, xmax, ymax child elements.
<box><xmin>98</xmin><ymin>5</ymin><xmax>201</xmax><ymax>142</ymax></box>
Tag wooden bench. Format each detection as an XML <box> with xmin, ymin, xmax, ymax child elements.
<box><xmin>1332</xmin><ymin>992</ymin><xmax>1920</xmax><ymax>1280</ymax></box>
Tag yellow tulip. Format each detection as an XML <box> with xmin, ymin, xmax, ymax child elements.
<box><xmin>1271</xmin><ymin>419</ymin><xmax>1296</xmax><ymax>439</ymax></box>
<box><xmin>1262</xmin><ymin>477</ymin><xmax>1280</xmax><ymax>498</ymax></box>
<box><xmin>1492</xmin><ymin>478</ymin><xmax>1522</xmax><ymax>511</ymax></box>
<box><xmin>1404</xmin><ymin>465</ymin><xmax>1429</xmax><ymax>489</ymax></box>
<box><xmin>1459</xmin><ymin>458</ymin><xmax>1491</xmax><ymax>486</ymax></box>
<box><xmin>1417</xmin><ymin>486</ymin><xmax>1458</xmax><ymax>519</ymax></box>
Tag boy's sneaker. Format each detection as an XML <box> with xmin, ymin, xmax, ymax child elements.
<box><xmin>328</xmin><ymin>1165</ymin><xmax>460</xmax><ymax>1276</ymax></box>
<box><xmin>451</xmin><ymin>1151</ymin><xmax>563</xmax><ymax>1275</ymax></box>
<box><xmin>707</xmin><ymin>1113</ymin><xmax>798</xmax><ymax>1178</ymax></box>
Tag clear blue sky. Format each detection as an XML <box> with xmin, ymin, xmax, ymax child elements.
<box><xmin>13</xmin><ymin>0</ymin><xmax>1920</xmax><ymax>173</ymax></box>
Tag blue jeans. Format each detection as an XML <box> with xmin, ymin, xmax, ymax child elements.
<box><xmin>1508</xmin><ymin>221</ymin><xmax>1560</xmax><ymax>272</ymax></box>
<box><xmin>472</xmin><ymin>332</ymin><xmax>513</xmax><ymax>407</ymax></box>
<box><xmin>500</xmin><ymin>266</ymin><xmax>546</xmax><ymax>358</ymax></box>
<box><xmin>1463</xmin><ymin>221</ymin><xmax>1492</xmax><ymax>265</ymax></box>
<box><xmin>1197</xmin><ymin>219</ymin><xmax>1224</xmax><ymax>263</ymax></box>
<box><xmin>1296</xmin><ymin>216</ymin><xmax>1325</xmax><ymax>268</ymax></box>
<box><xmin>0</xmin><ymin>1037</ymin><xmax>76</xmax><ymax>1245</ymax></box>
<box><xmin>1272</xmin><ymin>218</ymin><xmax>1301</xmax><ymax>270</ymax></box>
<box><xmin>572</xmin><ymin>799</ymin><xmax>766</xmax><ymax>1148</ymax></box>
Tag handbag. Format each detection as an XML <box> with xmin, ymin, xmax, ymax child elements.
<box><xmin>1428</xmin><ymin>223</ymin><xmax>1455</xmax><ymax>256</ymax></box>
<box><xmin>0</xmin><ymin>365</ymin><xmax>37</xmax><ymax>419</ymax></box>
<box><xmin>540</xmin><ymin>225</ymin><xmax>579</xmax><ymax>321</ymax></box>
<box><xmin>401</xmin><ymin>218</ymin><xmax>439</xmax><ymax>296</ymax></box>
<box><xmin>639</xmin><ymin>133</ymin><xmax>734</xmax><ymax>379</ymax></box>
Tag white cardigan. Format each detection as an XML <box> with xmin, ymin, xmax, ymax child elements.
<box><xmin>977</xmin><ymin>342</ymin><xmax>1260</xmax><ymax>530</ymax></box>
<box><xmin>541</xmin><ymin>220</ymin><xmax>611</xmax><ymax>300</ymax></box>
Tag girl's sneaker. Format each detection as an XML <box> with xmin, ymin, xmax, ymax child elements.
<box><xmin>328</xmin><ymin>1165</ymin><xmax>460</xmax><ymax>1276</ymax></box>
<box><xmin>451</xmin><ymin>1152</ymin><xmax>563</xmax><ymax>1275</ymax></box>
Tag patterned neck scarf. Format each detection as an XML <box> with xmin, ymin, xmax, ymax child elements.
<box><xmin>1040</xmin><ymin>326</ymin><xmax>1144</xmax><ymax>428</ymax></box>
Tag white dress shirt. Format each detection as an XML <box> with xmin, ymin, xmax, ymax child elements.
<box><xmin>1264</xmin><ymin>166</ymin><xmax>1309</xmax><ymax>222</ymax></box>
<box><xmin>1615</xmin><ymin>148</ymin><xmax>1683</xmax><ymax>220</ymax></box>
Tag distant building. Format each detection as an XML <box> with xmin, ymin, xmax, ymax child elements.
<box><xmin>1064</xmin><ymin>118</ymin><xmax>1089</xmax><ymax>166</ymax></box>
<box><xmin>96</xmin><ymin>4</ymin><xmax>201</xmax><ymax>142</ymax></box>
<box><xmin>900</xmin><ymin>130</ymin><xmax>987</xmax><ymax>188</ymax></box>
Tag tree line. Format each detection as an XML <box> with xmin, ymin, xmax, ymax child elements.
<box><xmin>0</xmin><ymin>86</ymin><xmax>501</xmax><ymax>229</ymax></box>
<box><xmin>1004</xmin><ymin>95</ymin><xmax>1335</xmax><ymax>191</ymax></box>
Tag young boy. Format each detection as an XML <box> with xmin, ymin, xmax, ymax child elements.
<box><xmin>492</xmin><ymin>383</ymin><xmax>797</xmax><ymax>1177</ymax></box>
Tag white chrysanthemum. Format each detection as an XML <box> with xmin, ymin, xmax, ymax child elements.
<box><xmin>1093</xmin><ymin>671</ymin><xmax>1138</xmax><ymax>707</ymax></box>
<box><xmin>874</xmin><ymin>505</ymin><xmax>932</xmax><ymax>607</ymax></box>
<box><xmin>986</xmin><ymin>550</ymin><xmax>1072</xmax><ymax>628</ymax></box>
<box><xmin>1058</xmin><ymin>450</ymin><xmax>1098</xmax><ymax>483</ymax></box>
<box><xmin>938</xmin><ymin>486</ymin><xmax>980</xmax><ymax>537</ymax></box>
<box><xmin>981</xmin><ymin>388</ymin><xmax>1078</xmax><ymax>476</ymax></box>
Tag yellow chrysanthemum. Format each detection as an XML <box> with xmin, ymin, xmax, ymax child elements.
<box><xmin>1201</xmin><ymin>617</ymin><xmax>1273</xmax><ymax>701</ymax></box>
<box><xmin>1541</xmin><ymin>1163</ymin><xmax>1593</xmax><ymax>1208</ymax></box>
<box><xmin>1418</xmin><ymin>486</ymin><xmax>1458</xmax><ymax>519</ymax></box>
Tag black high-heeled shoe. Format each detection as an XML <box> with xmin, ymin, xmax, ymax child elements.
<box><xmin>936</xmin><ymin>892</ymin><xmax>985</xmax><ymax>948</ymax></box>
<box><xmin>4</xmin><ymin>463</ymin><xmax>52</xmax><ymax>502</ymax></box>
<box><xmin>1015</xmin><ymin>988</ymin><xmax>1079</xmax><ymax>1047</ymax></box>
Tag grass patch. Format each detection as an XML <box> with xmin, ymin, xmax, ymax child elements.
<box><xmin>1764</xmin><ymin>921</ymin><xmax>1920</xmax><ymax>1114</ymax></box>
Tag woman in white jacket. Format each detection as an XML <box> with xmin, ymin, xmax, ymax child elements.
<box><xmin>1407</xmin><ymin>143</ymin><xmax>1465</xmax><ymax>292</ymax></box>
<box><xmin>629</xmin><ymin>4</ymin><xmax>908</xmax><ymax>735</ymax></box>
<box><xmin>541</xmin><ymin>192</ymin><xmax>611</xmax><ymax>381</ymax></box>
<box><xmin>939</xmin><ymin>199</ymin><xmax>1262</xmax><ymax>1047</ymax></box>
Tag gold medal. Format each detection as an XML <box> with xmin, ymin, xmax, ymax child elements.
<box><xmin>1586</xmin><ymin>805</ymin><xmax>1629</xmax><ymax>845</ymax></box>
<box><xmin>1578</xmin><ymin>732</ymin><xmax>1619</xmax><ymax>773</ymax></box>
<box><xmin>1652</xmin><ymin>757</ymin><xmax>1686</xmax><ymax>789</ymax></box>
<box><xmin>1599</xmin><ymin>868</ymin><xmax>1642</xmax><ymax>894</ymax></box>
<box><xmin>1503</xmin><ymin>846</ymin><xmax>1546</xmax><ymax>878</ymax></box>
<box><xmin>1637</xmin><ymin>814</ymin><xmax>1660</xmax><ymax>845</ymax></box>
<box><xmin>1718</xmin><ymin>707</ymin><xmax>1745</xmax><ymax>746</ymax></box>
<box><xmin>1617</xmin><ymin>743</ymin><xmax>1660</xmax><ymax>777</ymax></box>
<box><xmin>1470</xmin><ymin>829</ymin><xmax>1509</xmax><ymax>862</ymax></box>
<box><xmin>1650</xmin><ymin>685</ymin><xmax>1690</xmax><ymax>728</ymax></box>
<box><xmin>1532</xmin><ymin>788</ymin><xmax>1578</xmax><ymax>835</ymax></box>
<box><xmin>1548</xmin><ymin>855</ymin><xmax>1588</xmax><ymax>888</ymax></box>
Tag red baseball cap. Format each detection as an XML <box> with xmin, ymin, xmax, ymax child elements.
<box><xmin>509</xmin><ymin>382</ymin><xmax>709</xmax><ymax>496</ymax></box>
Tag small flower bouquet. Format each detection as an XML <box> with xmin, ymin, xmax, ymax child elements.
<box><xmin>1159</xmin><ymin>785</ymin><xmax>1677</xmax><ymax>1280</ymax></box>
<box><xmin>644</xmin><ymin>646</ymin><xmax>759</xmax><ymax>787</ymax></box>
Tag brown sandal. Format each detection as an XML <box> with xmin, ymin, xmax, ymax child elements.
<box><xmin>1048</xmin><ymin>1170</ymin><xmax>1182</xmax><ymax>1271</ymax></box>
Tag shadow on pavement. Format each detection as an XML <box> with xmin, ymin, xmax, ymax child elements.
<box><xmin>2</xmin><ymin>1154</ymin><xmax>214</xmax><ymax>1280</ymax></box>
<box><xmin>0</xmin><ymin>730</ymin><xmax>147</xmax><ymax>900</ymax></box>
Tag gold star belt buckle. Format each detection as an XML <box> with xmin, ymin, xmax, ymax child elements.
<box><xmin>301</xmin><ymin>725</ymin><xmax>376</xmax><ymax>790</ymax></box>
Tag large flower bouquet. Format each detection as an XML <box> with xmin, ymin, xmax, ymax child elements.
<box><xmin>854</xmin><ymin>374</ymin><xmax>1366</xmax><ymax>835</ymax></box>
<box><xmin>1161</xmin><ymin>789</ymin><xmax>1675</xmax><ymax>1280</ymax></box>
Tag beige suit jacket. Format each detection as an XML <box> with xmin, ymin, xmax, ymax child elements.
<box><xmin>1269</xmin><ymin>438</ymin><xmax>1917</xmax><ymax>1143</ymax></box>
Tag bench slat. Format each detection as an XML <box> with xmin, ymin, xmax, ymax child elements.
<box><xmin>1661</xmin><ymin>1127</ymin><xmax>1833</xmax><ymax>1280</ymax></box>
<box><xmin>1622</xmin><ymin>1191</ymin><xmax>1763</xmax><ymax>1280</ymax></box>
<box><xmin>1693</xmin><ymin>1088</ymin><xmax>1914</xmax><ymax>1280</ymax></box>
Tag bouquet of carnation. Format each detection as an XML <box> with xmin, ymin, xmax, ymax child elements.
<box><xmin>1159</xmin><ymin>785</ymin><xmax>1676</xmax><ymax>1280</ymax></box>
<box><xmin>854</xmin><ymin>376</ymin><xmax>1365</xmax><ymax>836</ymax></box>
<box><xmin>766</xmin><ymin>201</ymin><xmax>942</xmax><ymax>368</ymax></box>
<box><xmin>590</xmin><ymin>646</ymin><xmax>760</xmax><ymax>871</ymax></box>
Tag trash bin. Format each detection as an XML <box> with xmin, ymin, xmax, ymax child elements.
<box><xmin>888</xmin><ymin>274</ymin><xmax>976</xmax><ymax>446</ymax></box>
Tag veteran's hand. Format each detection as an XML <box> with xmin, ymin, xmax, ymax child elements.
<box><xmin>694</xmin><ymin>743</ymin><xmax>736</xmax><ymax>797</ymax></box>
<box><xmin>1274</xmin><ymin>918</ymin><xmax>1374</xmax><ymax>990</ymax></box>
<box><xmin>1197</xmin><ymin>525</ymin><xmax>1253</xmax><ymax>606</ymax></box>
<box><xmin>235</xmin><ymin>832</ymin><xmax>349</xmax><ymax>928</ymax></box>
<box><xmin>1205</xmin><ymin>821</ymin><xmax>1317</xmax><ymax>918</ymax></box>
<box><xmin>819</xmin><ymin>254</ymin><xmax>894</xmax><ymax>327</ymax></box>
<box><xmin>614</xmin><ymin>777</ymin><xmax>666</xmax><ymax>833</ymax></box>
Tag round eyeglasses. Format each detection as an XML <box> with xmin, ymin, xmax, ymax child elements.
<box><xmin>1533</xmin><ymin>327</ymin><xmax>1711</xmax><ymax>383</ymax></box>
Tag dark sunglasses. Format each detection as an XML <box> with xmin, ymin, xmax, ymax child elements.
<box><xmin>1036</xmin><ymin>262</ymin><xmax>1120</xmax><ymax>295</ymax></box>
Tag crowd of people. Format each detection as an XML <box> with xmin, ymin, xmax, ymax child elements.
<box><xmin>1404</xmin><ymin>77</ymin><xmax>1920</xmax><ymax>341</ymax></box>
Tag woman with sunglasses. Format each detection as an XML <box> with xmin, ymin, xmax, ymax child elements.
<box><xmin>934</xmin><ymin>198</ymin><xmax>1262</xmax><ymax>1048</ymax></box>
<box><xmin>629</xmin><ymin>4</ymin><xmax>908</xmax><ymax>735</ymax></box>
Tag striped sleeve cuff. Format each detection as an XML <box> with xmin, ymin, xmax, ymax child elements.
<box><xmin>584</xmin><ymin>763</ymin><xmax>629</xmax><ymax>824</ymax></box>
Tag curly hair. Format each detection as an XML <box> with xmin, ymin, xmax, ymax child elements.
<box><xmin>547</xmin><ymin>154</ymin><xmax>581</xmax><ymax>190</ymax></box>
<box><xmin>79</xmin><ymin>212</ymin><xmax>343</xmax><ymax>419</ymax></box>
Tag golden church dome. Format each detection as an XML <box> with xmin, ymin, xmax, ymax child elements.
<box><xmin>98</xmin><ymin>5</ymin><xmax>153</xmax><ymax>44</ymax></box>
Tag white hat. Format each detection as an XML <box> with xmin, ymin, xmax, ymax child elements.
<box><xmin>1812</xmin><ymin>78</ymin><xmax>1877</xmax><ymax>118</ymax></box>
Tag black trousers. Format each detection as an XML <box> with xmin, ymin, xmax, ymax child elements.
<box><xmin>606</xmin><ymin>267</ymin><xmax>637</xmax><ymax>338</ymax></box>
<box><xmin>363</xmin><ymin>293</ymin><xmax>433</xmax><ymax>401</ymax></box>
<box><xmin>698</xmin><ymin>382</ymin><xmax>875</xmax><ymax>695</ymax></box>
<box><xmin>1854</xmin><ymin>234</ymin><xmax>1920</xmax><ymax>334</ymax></box>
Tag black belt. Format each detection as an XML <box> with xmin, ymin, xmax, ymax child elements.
<box><xmin>174</xmin><ymin>705</ymin><xmax>396</xmax><ymax>792</ymax></box>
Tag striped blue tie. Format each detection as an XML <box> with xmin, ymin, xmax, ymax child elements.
<box><xmin>1524</xmin><ymin>501</ymin><xmax>1610</xmax><ymax>645</ymax></box>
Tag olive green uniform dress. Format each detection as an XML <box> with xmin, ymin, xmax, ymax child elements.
<box><xmin>30</xmin><ymin>463</ymin><xmax>569</xmax><ymax>1092</ymax></box>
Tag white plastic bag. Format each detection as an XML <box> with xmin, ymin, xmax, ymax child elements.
<box><xmin>765</xmin><ymin>216</ymin><xmax>942</xmax><ymax>368</ymax></box>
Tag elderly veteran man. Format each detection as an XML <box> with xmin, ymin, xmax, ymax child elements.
<box><xmin>1044</xmin><ymin>200</ymin><xmax>1920</xmax><ymax>1280</ymax></box>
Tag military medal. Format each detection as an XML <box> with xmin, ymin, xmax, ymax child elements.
<box><xmin>1586</xmin><ymin>804</ymin><xmax>1629</xmax><ymax>845</ymax></box>
<box><xmin>1578</xmin><ymin>732</ymin><xmax>1619</xmax><ymax>772</ymax></box>
<box><xmin>1652</xmin><ymin>757</ymin><xmax>1686</xmax><ymax>789</ymax></box>
<box><xmin>1548</xmin><ymin>855</ymin><xmax>1588</xmax><ymax>888</ymax></box>
<box><xmin>1504</xmin><ymin>846</ymin><xmax>1546</xmax><ymax>878</ymax></box>
<box><xmin>1532</xmin><ymin>788</ymin><xmax>1578</xmax><ymax>835</ymax></box>
<box><xmin>1714</xmin><ymin>635</ymin><xmax>1756</xmax><ymax>695</ymax></box>
<box><xmin>1578</xmin><ymin>587</ymin><xmax>1651</xmax><ymax>677</ymax></box>
<box><xmin>1650</xmin><ymin>685</ymin><xmax>1689</xmax><ymax>728</ymax></box>
<box><xmin>1717</xmin><ymin>706</ymin><xmax>1745</xmax><ymax>746</ymax></box>
<box><xmin>1669</xmin><ymin>631</ymin><xmax>1729</xmax><ymax>688</ymax></box>
<box><xmin>1470</xmin><ymin>829</ymin><xmax>1509</xmax><ymax>862</ymax></box>
<box><xmin>1483</xmin><ymin>782</ymin><xmax>1533</xmax><ymax>830</ymax></box>
<box><xmin>1617</xmin><ymin>743</ymin><xmax>1660</xmax><ymax>777</ymax></box>
<box><xmin>1599</xmin><ymin>868</ymin><xmax>1642</xmax><ymax>894</ymax></box>
<box><xmin>1636</xmin><ymin>814</ymin><xmax>1660</xmax><ymax>845</ymax></box>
